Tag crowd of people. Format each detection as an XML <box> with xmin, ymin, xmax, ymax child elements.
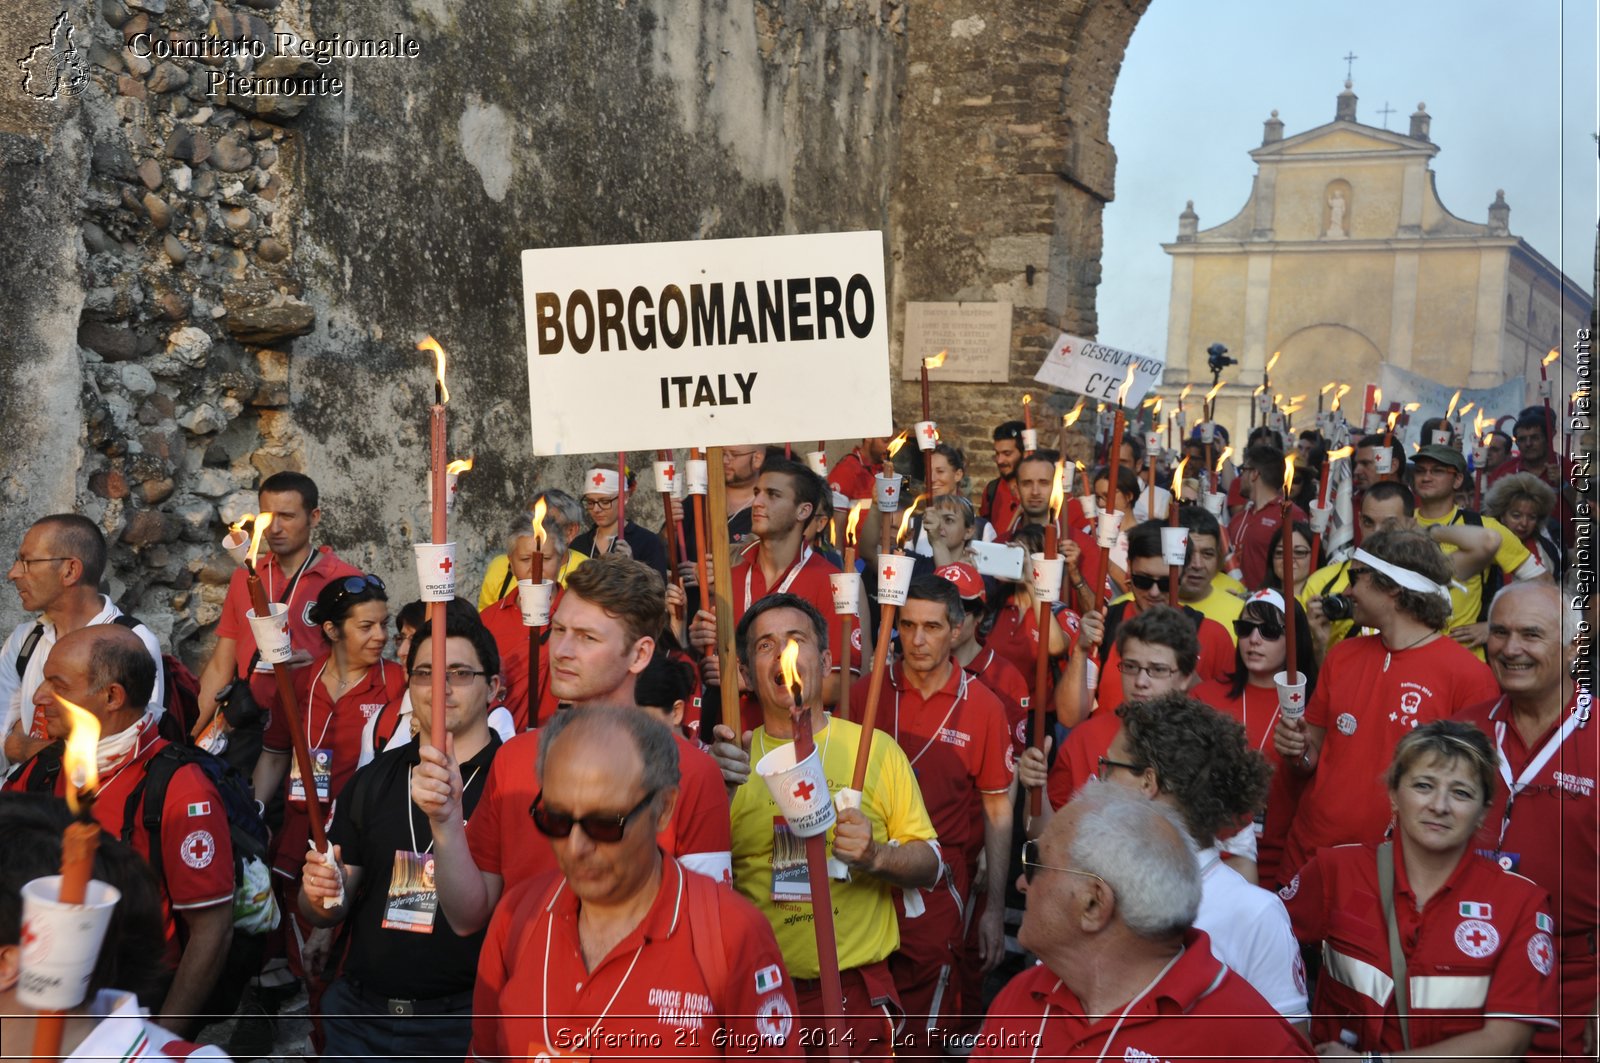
<box><xmin>0</xmin><ymin>394</ymin><xmax>1591</xmax><ymax>1062</ymax></box>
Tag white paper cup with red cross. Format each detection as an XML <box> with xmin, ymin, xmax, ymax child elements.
<box><xmin>874</xmin><ymin>473</ymin><xmax>904</xmax><ymax>513</ymax></box>
<box><xmin>1472</xmin><ymin>442</ymin><xmax>1488</xmax><ymax>468</ymax></box>
<box><xmin>1199</xmin><ymin>421</ymin><xmax>1216</xmax><ymax>445</ymax></box>
<box><xmin>805</xmin><ymin>451</ymin><xmax>828</xmax><ymax>476</ymax></box>
<box><xmin>413</xmin><ymin>542</ymin><xmax>457</xmax><ymax>602</ymax></box>
<box><xmin>1095</xmin><ymin>511</ymin><xmax>1122</xmax><ymax>548</ymax></box>
<box><xmin>222</xmin><ymin>529</ymin><xmax>250</xmax><ymax>566</ymax></box>
<box><xmin>1021</xmin><ymin>428</ymin><xmax>1039</xmax><ymax>453</ymax></box>
<box><xmin>685</xmin><ymin>459</ymin><xmax>709</xmax><ymax>496</ymax></box>
<box><xmin>1079</xmin><ymin>493</ymin><xmax>1099</xmax><ymax>520</ymax></box>
<box><xmin>877</xmin><ymin>554</ymin><xmax>915</xmax><ymax>606</ymax></box>
<box><xmin>1274</xmin><ymin>670</ymin><xmax>1308</xmax><ymax>719</ymax></box>
<box><xmin>1029</xmin><ymin>554</ymin><xmax>1065</xmax><ymax>603</ymax></box>
<box><xmin>829</xmin><ymin>572</ymin><xmax>861</xmax><ymax>616</ymax></box>
<box><xmin>246</xmin><ymin>603</ymin><xmax>293</xmax><ymax>664</ymax></box>
<box><xmin>517</xmin><ymin>579</ymin><xmax>555</xmax><ymax>626</ymax></box>
<box><xmin>755</xmin><ymin>745</ymin><xmax>836</xmax><ymax>838</ymax></box>
<box><xmin>652</xmin><ymin>461</ymin><xmax>677</xmax><ymax>494</ymax></box>
<box><xmin>914</xmin><ymin>421</ymin><xmax>938</xmax><ymax>451</ymax></box>
<box><xmin>1160</xmin><ymin>527</ymin><xmax>1189</xmax><ymax>566</ymax></box>
<box><xmin>1374</xmin><ymin>449</ymin><xmax>1395</xmax><ymax>475</ymax></box>
<box><xmin>1309</xmin><ymin>503</ymin><xmax>1332</xmax><ymax>534</ymax></box>
<box><xmin>17</xmin><ymin>876</ymin><xmax>122</xmax><ymax>1010</ymax></box>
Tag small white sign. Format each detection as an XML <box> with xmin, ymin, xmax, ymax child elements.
<box><xmin>522</xmin><ymin>232</ymin><xmax>892</xmax><ymax>454</ymax></box>
<box><xmin>1033</xmin><ymin>333</ymin><xmax>1165</xmax><ymax>407</ymax></box>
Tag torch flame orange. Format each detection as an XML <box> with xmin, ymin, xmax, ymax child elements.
<box><xmin>1252</xmin><ymin>384</ymin><xmax>1265</xmax><ymax>397</ymax></box>
<box><xmin>779</xmin><ymin>638</ymin><xmax>803</xmax><ymax>704</ymax></box>
<box><xmin>1061</xmin><ymin>396</ymin><xmax>1087</xmax><ymax>427</ymax></box>
<box><xmin>229</xmin><ymin>514</ymin><xmax>251</xmax><ymax>536</ymax></box>
<box><xmin>1283</xmin><ymin>455</ymin><xmax>1296</xmax><ymax>497</ymax></box>
<box><xmin>1116</xmin><ymin>365</ymin><xmax>1137</xmax><ymax>407</ymax></box>
<box><xmin>1473</xmin><ymin>411</ymin><xmax>1486</xmax><ymax>438</ymax></box>
<box><xmin>530</xmin><ymin>497</ymin><xmax>548</xmax><ymax>551</ymax></box>
<box><xmin>1458</xmin><ymin>401</ymin><xmax>1475</xmax><ymax>418</ymax></box>
<box><xmin>59</xmin><ymin>696</ymin><xmax>101</xmax><ymax>813</ymax></box>
<box><xmin>923</xmin><ymin>349</ymin><xmax>948</xmax><ymax>371</ymax></box>
<box><xmin>1048</xmin><ymin>462</ymin><xmax>1065</xmax><ymax>520</ymax></box>
<box><xmin>1214</xmin><ymin>446</ymin><xmax>1233</xmax><ymax>475</ymax></box>
<box><xmin>1386</xmin><ymin>409</ymin><xmax>1401</xmax><ymax>432</ymax></box>
<box><xmin>1171</xmin><ymin>457</ymin><xmax>1189</xmax><ymax>495</ymax></box>
<box><xmin>1151</xmin><ymin>397</ymin><xmax>1163</xmax><ymax>416</ymax></box>
<box><xmin>1332</xmin><ymin>384</ymin><xmax>1351</xmax><ymax>410</ymax></box>
<box><xmin>1543</xmin><ymin>348</ymin><xmax>1560</xmax><ymax>368</ymax></box>
<box><xmin>446</xmin><ymin>457</ymin><xmax>475</xmax><ymax>476</ymax></box>
<box><xmin>1327</xmin><ymin>446</ymin><xmax>1354</xmax><ymax>462</ymax></box>
<box><xmin>1446</xmin><ymin>390</ymin><xmax>1461</xmax><ymax>419</ymax></box>
<box><xmin>1204</xmin><ymin>381</ymin><xmax>1224</xmax><ymax>404</ymax></box>
<box><xmin>845</xmin><ymin>500</ymin><xmax>868</xmax><ymax>546</ymax></box>
<box><xmin>1403</xmin><ymin>402</ymin><xmax>1421</xmax><ymax>413</ymax></box>
<box><xmin>886</xmin><ymin>430</ymin><xmax>909</xmax><ymax>459</ymax></box>
<box><xmin>896</xmin><ymin>497</ymin><xmax>923</xmax><ymax>546</ymax></box>
<box><xmin>418</xmin><ymin>336</ymin><xmax>450</xmax><ymax>404</ymax></box>
<box><xmin>1266</xmin><ymin>351</ymin><xmax>1282</xmax><ymax>374</ymax></box>
<box><xmin>1179</xmin><ymin>384</ymin><xmax>1193</xmax><ymax>403</ymax></box>
<box><xmin>1373</xmin><ymin>387</ymin><xmax>1383</xmax><ymax>408</ymax></box>
<box><xmin>1321</xmin><ymin>381</ymin><xmax>1337</xmax><ymax>395</ymax></box>
<box><xmin>247</xmin><ymin>512</ymin><xmax>273</xmax><ymax>567</ymax></box>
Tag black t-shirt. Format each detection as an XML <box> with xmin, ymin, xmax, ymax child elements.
<box><xmin>328</xmin><ymin>733</ymin><xmax>500</xmax><ymax>999</ymax></box>
<box><xmin>570</xmin><ymin>522</ymin><xmax>671</xmax><ymax>579</ymax></box>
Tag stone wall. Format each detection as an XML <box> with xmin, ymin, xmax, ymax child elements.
<box><xmin>1</xmin><ymin>0</ymin><xmax>1144</xmax><ymax>664</ymax></box>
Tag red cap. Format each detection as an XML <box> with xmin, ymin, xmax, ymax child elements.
<box><xmin>935</xmin><ymin>562</ymin><xmax>986</xmax><ymax>604</ymax></box>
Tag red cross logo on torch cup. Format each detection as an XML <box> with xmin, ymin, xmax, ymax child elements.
<box><xmin>792</xmin><ymin>779</ymin><xmax>816</xmax><ymax>802</ymax></box>
<box><xmin>664</xmin><ymin>465</ymin><xmax>675</xmax><ymax>480</ymax></box>
<box><xmin>883</xmin><ymin>566</ymin><xmax>896</xmax><ymax>580</ymax></box>
<box><xmin>438</xmin><ymin>556</ymin><xmax>454</xmax><ymax>574</ymax></box>
<box><xmin>1289</xmin><ymin>691</ymin><xmax>1303</xmax><ymax>705</ymax></box>
<box><xmin>921</xmin><ymin>424</ymin><xmax>936</xmax><ymax>439</ymax></box>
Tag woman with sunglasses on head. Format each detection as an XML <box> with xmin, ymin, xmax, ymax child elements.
<box><xmin>1280</xmin><ymin>720</ymin><xmax>1558</xmax><ymax>1061</ymax></box>
<box><xmin>254</xmin><ymin>573</ymin><xmax>406</xmax><ymax>1024</ymax></box>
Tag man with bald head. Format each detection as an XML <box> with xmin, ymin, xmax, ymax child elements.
<box><xmin>972</xmin><ymin>781</ymin><xmax>1311</xmax><ymax>1060</ymax></box>
<box><xmin>470</xmin><ymin>706</ymin><xmax>800</xmax><ymax>1059</ymax></box>
<box><xmin>1456</xmin><ymin>582</ymin><xmax>1597</xmax><ymax>1058</ymax></box>
<box><xmin>1</xmin><ymin>514</ymin><xmax>164</xmax><ymax>774</ymax></box>
<box><xmin>2</xmin><ymin>624</ymin><xmax>232</xmax><ymax>1036</ymax></box>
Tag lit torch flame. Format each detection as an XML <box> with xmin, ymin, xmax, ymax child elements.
<box><xmin>1283</xmin><ymin>455</ymin><xmax>1296</xmax><ymax>497</ymax></box>
<box><xmin>896</xmin><ymin>497</ymin><xmax>923</xmax><ymax>546</ymax></box>
<box><xmin>1403</xmin><ymin>402</ymin><xmax>1421</xmax><ymax>413</ymax></box>
<box><xmin>1543</xmin><ymin>348</ymin><xmax>1560</xmax><ymax>369</ymax></box>
<box><xmin>1048</xmin><ymin>462</ymin><xmax>1065</xmax><ymax>521</ymax></box>
<box><xmin>1204</xmin><ymin>381</ymin><xmax>1224</xmax><ymax>405</ymax></box>
<box><xmin>1171</xmin><ymin>457</ymin><xmax>1189</xmax><ymax>498</ymax></box>
<box><xmin>1116</xmin><ymin>365</ymin><xmax>1136</xmax><ymax>408</ymax></box>
<box><xmin>886</xmin><ymin>430</ymin><xmax>909</xmax><ymax>459</ymax></box>
<box><xmin>446</xmin><ymin>457</ymin><xmax>475</xmax><ymax>476</ymax></box>
<box><xmin>1473</xmin><ymin>411</ymin><xmax>1486</xmax><ymax>439</ymax></box>
<box><xmin>923</xmin><ymin>349</ymin><xmax>947</xmax><ymax>371</ymax></box>
<box><xmin>229</xmin><ymin>514</ymin><xmax>251</xmax><ymax>536</ymax></box>
<box><xmin>59</xmin><ymin>696</ymin><xmax>101</xmax><ymax>814</ymax></box>
<box><xmin>1321</xmin><ymin>382</ymin><xmax>1337</xmax><ymax>395</ymax></box>
<box><xmin>247</xmin><ymin>512</ymin><xmax>274</xmax><ymax>568</ymax></box>
<box><xmin>1178</xmin><ymin>384</ymin><xmax>1193</xmax><ymax>405</ymax></box>
<box><xmin>1214</xmin><ymin>446</ymin><xmax>1233</xmax><ymax>475</ymax></box>
<box><xmin>1327</xmin><ymin>446</ymin><xmax>1354</xmax><ymax>463</ymax></box>
<box><xmin>1458</xmin><ymin>401</ymin><xmax>1475</xmax><ymax>418</ymax></box>
<box><xmin>1151</xmin><ymin>397</ymin><xmax>1163</xmax><ymax>417</ymax></box>
<box><xmin>779</xmin><ymin>638</ymin><xmax>803</xmax><ymax>707</ymax></box>
<box><xmin>845</xmin><ymin>500</ymin><xmax>868</xmax><ymax>546</ymax></box>
<box><xmin>1252</xmin><ymin>384</ymin><xmax>1265</xmax><ymax>399</ymax></box>
<box><xmin>1373</xmin><ymin>386</ymin><xmax>1383</xmax><ymax>409</ymax></box>
<box><xmin>1061</xmin><ymin>396</ymin><xmax>1087</xmax><ymax>427</ymax></box>
<box><xmin>1446</xmin><ymin>390</ymin><xmax>1461</xmax><ymax>419</ymax></box>
<box><xmin>531</xmin><ymin>497</ymin><xmax>548</xmax><ymax>552</ymax></box>
<box><xmin>418</xmin><ymin>336</ymin><xmax>450</xmax><ymax>404</ymax></box>
<box><xmin>1266</xmin><ymin>351</ymin><xmax>1281</xmax><ymax>374</ymax></box>
<box><xmin>1386</xmin><ymin>409</ymin><xmax>1402</xmax><ymax>432</ymax></box>
<box><xmin>1332</xmin><ymin>384</ymin><xmax>1351</xmax><ymax>410</ymax></box>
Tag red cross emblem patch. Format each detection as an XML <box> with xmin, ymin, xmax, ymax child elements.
<box><xmin>181</xmin><ymin>829</ymin><xmax>216</xmax><ymax>870</ymax></box>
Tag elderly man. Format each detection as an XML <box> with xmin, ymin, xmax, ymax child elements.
<box><xmin>477</xmin><ymin>505</ymin><xmax>569</xmax><ymax>728</ymax></box>
<box><xmin>3</xmin><ymin>625</ymin><xmax>233</xmax><ymax>1037</ymax></box>
<box><xmin>471</xmin><ymin>707</ymin><xmax>800</xmax><ymax>1059</ymax></box>
<box><xmin>475</xmin><ymin>488</ymin><xmax>588</xmax><ymax>608</ymax></box>
<box><xmin>1456</xmin><ymin>582</ymin><xmax>1597</xmax><ymax>1058</ymax></box>
<box><xmin>711</xmin><ymin>593</ymin><xmax>939</xmax><ymax>1061</ymax></box>
<box><xmin>1</xmin><ymin>514</ymin><xmax>164</xmax><ymax>773</ymax></box>
<box><xmin>973</xmin><ymin>781</ymin><xmax>1311</xmax><ymax>1060</ymax></box>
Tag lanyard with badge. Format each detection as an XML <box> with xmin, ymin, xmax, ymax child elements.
<box><xmin>527</xmin><ymin>879</ymin><xmax>650</xmax><ymax>1060</ymax></box>
<box><xmin>757</xmin><ymin>725</ymin><xmax>832</xmax><ymax>903</ymax></box>
<box><xmin>891</xmin><ymin>665</ymin><xmax>969</xmax><ymax>769</ymax></box>
<box><xmin>1483</xmin><ymin>692</ymin><xmax>1590</xmax><ymax>872</ymax></box>
<box><xmin>290</xmin><ymin>659</ymin><xmax>389</xmax><ymax>804</ymax></box>
<box><xmin>382</xmin><ymin>759</ymin><xmax>483</xmax><ymax>933</ymax></box>
<box><xmin>742</xmin><ymin>546</ymin><xmax>812</xmax><ymax>614</ymax></box>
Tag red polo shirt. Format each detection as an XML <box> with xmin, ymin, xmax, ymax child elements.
<box><xmin>828</xmin><ymin>448</ymin><xmax>877</xmax><ymax>502</ymax></box>
<box><xmin>1282</xmin><ymin>634</ymin><xmax>1498</xmax><ymax>878</ymax></box>
<box><xmin>263</xmin><ymin>653</ymin><xmax>406</xmax><ymax>875</ymax></box>
<box><xmin>981</xmin><ymin>600</ymin><xmax>1080</xmax><ymax>711</ymax></box>
<box><xmin>1227</xmin><ymin>499</ymin><xmax>1306</xmax><ymax>591</ymax></box>
<box><xmin>479</xmin><ymin>589</ymin><xmax>562</xmax><ymax>730</ymax></box>
<box><xmin>1095</xmin><ymin>607</ymin><xmax>1234</xmax><ymax>712</ymax></box>
<box><xmin>972</xmin><ymin>929</ymin><xmax>1312</xmax><ymax>1061</ymax></box>
<box><xmin>1046</xmin><ymin>710</ymin><xmax>1119</xmax><ymax>812</ymax></box>
<box><xmin>849</xmin><ymin>661</ymin><xmax>1012</xmax><ymax>867</ymax></box>
<box><xmin>465</xmin><ymin>729</ymin><xmax>733</xmax><ymax>890</ymax></box>
<box><xmin>1281</xmin><ymin>838</ymin><xmax>1557</xmax><ymax>1052</ymax></box>
<box><xmin>980</xmin><ymin>478</ymin><xmax>1020</xmax><ymax>540</ymax></box>
<box><xmin>472</xmin><ymin>859</ymin><xmax>801</xmax><ymax>1060</ymax></box>
<box><xmin>731</xmin><ymin>547</ymin><xmax>840</xmax><ymax>624</ymax></box>
<box><xmin>962</xmin><ymin>647</ymin><xmax>1032</xmax><ymax>757</ymax></box>
<box><xmin>1455</xmin><ymin>689</ymin><xmax>1597</xmax><ymax>1056</ymax></box>
<box><xmin>215</xmin><ymin>546</ymin><xmax>362</xmax><ymax>677</ymax></box>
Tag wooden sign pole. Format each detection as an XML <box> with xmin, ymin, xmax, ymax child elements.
<box><xmin>704</xmin><ymin>447</ymin><xmax>739</xmax><ymax>738</ymax></box>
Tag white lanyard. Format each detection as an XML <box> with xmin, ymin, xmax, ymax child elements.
<box><xmin>266</xmin><ymin>550</ymin><xmax>317</xmax><ymax>615</ymax></box>
<box><xmin>743</xmin><ymin>546</ymin><xmax>812</xmax><ymax>613</ymax></box>
<box><xmin>308</xmin><ymin>659</ymin><xmax>388</xmax><ymax>753</ymax></box>
<box><xmin>406</xmin><ymin>761</ymin><xmax>482</xmax><ymax>856</ymax></box>
<box><xmin>1491</xmin><ymin>693</ymin><xmax>1589</xmax><ymax>852</ymax></box>
<box><xmin>890</xmin><ymin>664</ymin><xmax>968</xmax><ymax>767</ymax></box>
<box><xmin>1031</xmin><ymin>947</ymin><xmax>1186</xmax><ymax>1063</ymax></box>
<box><xmin>1245</xmin><ymin>683</ymin><xmax>1279</xmax><ymax>753</ymax></box>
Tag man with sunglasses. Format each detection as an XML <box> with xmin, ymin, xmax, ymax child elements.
<box><xmin>299</xmin><ymin>617</ymin><xmax>504</xmax><ymax>1063</ymax></box>
<box><xmin>472</xmin><ymin>706</ymin><xmax>801</xmax><ymax>1060</ymax></box>
<box><xmin>978</xmin><ymin>782</ymin><xmax>1312</xmax><ymax>1060</ymax></box>
<box><xmin>1</xmin><ymin>514</ymin><xmax>165</xmax><ymax>775</ymax></box>
<box><xmin>711</xmin><ymin>593</ymin><xmax>939</xmax><ymax>1060</ymax></box>
<box><xmin>1274</xmin><ymin>529</ymin><xmax>1499</xmax><ymax>880</ymax></box>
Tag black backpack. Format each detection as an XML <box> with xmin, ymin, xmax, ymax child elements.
<box><xmin>121</xmin><ymin>744</ymin><xmax>271</xmax><ymax>899</ymax></box>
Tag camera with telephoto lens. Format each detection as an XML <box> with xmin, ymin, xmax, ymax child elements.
<box><xmin>1319</xmin><ymin>593</ymin><xmax>1356</xmax><ymax>622</ymax></box>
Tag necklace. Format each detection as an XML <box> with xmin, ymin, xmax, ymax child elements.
<box><xmin>1381</xmin><ymin>629</ymin><xmax>1434</xmax><ymax>672</ymax></box>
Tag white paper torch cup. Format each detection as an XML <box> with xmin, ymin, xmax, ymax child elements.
<box><xmin>1021</xmin><ymin>428</ymin><xmax>1039</xmax><ymax>453</ymax></box>
<box><xmin>425</xmin><ymin>473</ymin><xmax>463</xmax><ymax>515</ymax></box>
<box><xmin>223</xmin><ymin>530</ymin><xmax>250</xmax><ymax>566</ymax></box>
<box><xmin>1374</xmin><ymin>451</ymin><xmax>1394</xmax><ymax>475</ymax></box>
<box><xmin>1202</xmin><ymin>491</ymin><xmax>1227</xmax><ymax>519</ymax></box>
<box><xmin>1199</xmin><ymin>422</ymin><xmax>1215</xmax><ymax>444</ymax></box>
<box><xmin>1308</xmin><ymin>503</ymin><xmax>1332</xmax><ymax>534</ymax></box>
<box><xmin>914</xmin><ymin>421</ymin><xmax>938</xmax><ymax>451</ymax></box>
<box><xmin>652</xmin><ymin>461</ymin><xmax>677</xmax><ymax>493</ymax></box>
<box><xmin>685</xmin><ymin>459</ymin><xmax>709</xmax><ymax>496</ymax></box>
<box><xmin>1079</xmin><ymin>494</ymin><xmax>1099</xmax><ymax>520</ymax></box>
<box><xmin>874</xmin><ymin>473</ymin><xmax>904</xmax><ymax>513</ymax></box>
<box><xmin>755</xmin><ymin>745</ymin><xmax>837</xmax><ymax>838</ymax></box>
<box><xmin>517</xmin><ymin>579</ymin><xmax>555</xmax><ymax>626</ymax></box>
<box><xmin>1160</xmin><ymin>527</ymin><xmax>1189</xmax><ymax>566</ymax></box>
<box><xmin>805</xmin><ymin>451</ymin><xmax>828</xmax><ymax>476</ymax></box>
<box><xmin>1029</xmin><ymin>554</ymin><xmax>1065</xmax><ymax>603</ymax></box>
<box><xmin>246</xmin><ymin>603</ymin><xmax>293</xmax><ymax>664</ymax></box>
<box><xmin>1274</xmin><ymin>670</ymin><xmax>1308</xmax><ymax>719</ymax></box>
<box><xmin>1537</xmin><ymin>378</ymin><xmax>1552</xmax><ymax>399</ymax></box>
<box><xmin>412</xmin><ymin>542</ymin><xmax>457</xmax><ymax>602</ymax></box>
<box><xmin>1472</xmin><ymin>445</ymin><xmax>1487</xmax><ymax>467</ymax></box>
<box><xmin>1430</xmin><ymin>429</ymin><xmax>1451</xmax><ymax>446</ymax></box>
<box><xmin>1269</xmin><ymin>413</ymin><xmax>1286</xmax><ymax>435</ymax></box>
<box><xmin>876</xmin><ymin>554</ymin><xmax>915</xmax><ymax>607</ymax></box>
<box><xmin>829</xmin><ymin>789</ymin><xmax>863</xmax><ymax>879</ymax></box>
<box><xmin>1095</xmin><ymin>512</ymin><xmax>1122</xmax><ymax>548</ymax></box>
<box><xmin>829</xmin><ymin>572</ymin><xmax>861</xmax><ymax>616</ymax></box>
<box><xmin>1144</xmin><ymin>431</ymin><xmax>1161</xmax><ymax>453</ymax></box>
<box><xmin>17</xmin><ymin>877</ymin><xmax>122</xmax><ymax>1010</ymax></box>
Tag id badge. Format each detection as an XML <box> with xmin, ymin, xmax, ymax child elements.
<box><xmin>1478</xmin><ymin>848</ymin><xmax>1521</xmax><ymax>873</ymax></box>
<box><xmin>381</xmin><ymin>850</ymin><xmax>438</xmax><ymax>933</ymax></box>
<box><xmin>290</xmin><ymin>747</ymin><xmax>333</xmax><ymax>803</ymax></box>
<box><xmin>771</xmin><ymin>817</ymin><xmax>811</xmax><ymax>903</ymax></box>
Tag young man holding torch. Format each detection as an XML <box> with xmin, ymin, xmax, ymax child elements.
<box><xmin>710</xmin><ymin>593</ymin><xmax>939</xmax><ymax>1061</ymax></box>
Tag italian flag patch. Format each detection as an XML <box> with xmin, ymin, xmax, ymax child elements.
<box><xmin>186</xmin><ymin>801</ymin><xmax>211</xmax><ymax>817</ymax></box>
<box><xmin>753</xmin><ymin>964</ymin><xmax>783</xmax><ymax>994</ymax></box>
<box><xmin>1459</xmin><ymin>902</ymin><xmax>1492</xmax><ymax>919</ymax></box>
<box><xmin>1536</xmin><ymin>913</ymin><xmax>1554</xmax><ymax>932</ymax></box>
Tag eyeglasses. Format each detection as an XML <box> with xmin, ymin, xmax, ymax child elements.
<box><xmin>1117</xmin><ymin>660</ymin><xmax>1179</xmax><ymax>679</ymax></box>
<box><xmin>1346</xmin><ymin>566</ymin><xmax>1370</xmax><ymax>584</ymax></box>
<box><xmin>1096</xmin><ymin>755</ymin><xmax>1147</xmax><ymax>779</ymax></box>
<box><xmin>408</xmin><ymin>666</ymin><xmax>488</xmax><ymax>686</ymax></box>
<box><xmin>530</xmin><ymin>790</ymin><xmax>658</xmax><ymax>842</ymax></box>
<box><xmin>581</xmin><ymin>497</ymin><xmax>617</xmax><ymax>510</ymax></box>
<box><xmin>1273</xmin><ymin>547</ymin><xmax>1313</xmax><ymax>561</ymax></box>
<box><xmin>1233</xmin><ymin>618</ymin><xmax>1285</xmax><ymax>641</ymax></box>
<box><xmin>1021</xmin><ymin>840</ymin><xmax>1110</xmax><ymax>887</ymax></box>
<box><xmin>13</xmin><ymin>556</ymin><xmax>72</xmax><ymax>573</ymax></box>
<box><xmin>1128</xmin><ymin>573</ymin><xmax>1173</xmax><ymax>593</ymax></box>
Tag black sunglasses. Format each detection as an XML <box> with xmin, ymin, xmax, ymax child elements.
<box><xmin>1233</xmin><ymin>618</ymin><xmax>1285</xmax><ymax>641</ymax></box>
<box><xmin>333</xmin><ymin>573</ymin><xmax>385</xmax><ymax>599</ymax></box>
<box><xmin>1128</xmin><ymin>572</ymin><xmax>1172</xmax><ymax>592</ymax></box>
<box><xmin>530</xmin><ymin>790</ymin><xmax>657</xmax><ymax>843</ymax></box>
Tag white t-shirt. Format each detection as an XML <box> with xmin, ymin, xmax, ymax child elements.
<box><xmin>357</xmin><ymin>688</ymin><xmax>516</xmax><ymax>768</ymax></box>
<box><xmin>0</xmin><ymin>597</ymin><xmax>166</xmax><ymax>776</ymax></box>
<box><xmin>66</xmin><ymin>989</ymin><xmax>232</xmax><ymax>1061</ymax></box>
<box><xmin>1194</xmin><ymin>845</ymin><xmax>1309</xmax><ymax>1020</ymax></box>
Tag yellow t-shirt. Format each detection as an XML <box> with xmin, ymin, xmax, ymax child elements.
<box><xmin>1413</xmin><ymin>507</ymin><xmax>1534</xmax><ymax>658</ymax></box>
<box><xmin>1211</xmin><ymin>570</ymin><xmax>1248</xmax><ymax>596</ymax></box>
<box><xmin>730</xmin><ymin>716</ymin><xmax>938</xmax><ymax>978</ymax></box>
<box><xmin>1301</xmin><ymin>561</ymin><xmax>1357</xmax><ymax>652</ymax></box>
<box><xmin>1187</xmin><ymin>584</ymin><xmax>1246</xmax><ymax>639</ymax></box>
<box><xmin>475</xmin><ymin>550</ymin><xmax>588</xmax><ymax>609</ymax></box>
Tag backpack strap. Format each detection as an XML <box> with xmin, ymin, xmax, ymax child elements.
<box><xmin>1376</xmin><ymin>840</ymin><xmax>1413</xmax><ymax>1051</ymax></box>
<box><xmin>683</xmin><ymin>865</ymin><xmax>730</xmax><ymax>1017</ymax></box>
<box><xmin>14</xmin><ymin>623</ymin><xmax>45</xmax><ymax>681</ymax></box>
<box><xmin>123</xmin><ymin>746</ymin><xmax>185</xmax><ymax>889</ymax></box>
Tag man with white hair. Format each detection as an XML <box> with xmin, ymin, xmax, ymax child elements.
<box><xmin>972</xmin><ymin>781</ymin><xmax>1311</xmax><ymax>1060</ymax></box>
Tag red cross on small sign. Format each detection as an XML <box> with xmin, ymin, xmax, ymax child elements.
<box><xmin>792</xmin><ymin>779</ymin><xmax>816</xmax><ymax>802</ymax></box>
<box><xmin>1289</xmin><ymin>691</ymin><xmax>1302</xmax><ymax>704</ymax></box>
<box><xmin>438</xmin><ymin>557</ymin><xmax>454</xmax><ymax>574</ymax></box>
<box><xmin>187</xmin><ymin>836</ymin><xmax>211</xmax><ymax>863</ymax></box>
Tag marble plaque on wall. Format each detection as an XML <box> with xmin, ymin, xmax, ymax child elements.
<box><xmin>900</xmin><ymin>301</ymin><xmax>1013</xmax><ymax>382</ymax></box>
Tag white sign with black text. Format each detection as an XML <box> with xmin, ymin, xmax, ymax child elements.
<box><xmin>1033</xmin><ymin>333</ymin><xmax>1165</xmax><ymax>407</ymax></box>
